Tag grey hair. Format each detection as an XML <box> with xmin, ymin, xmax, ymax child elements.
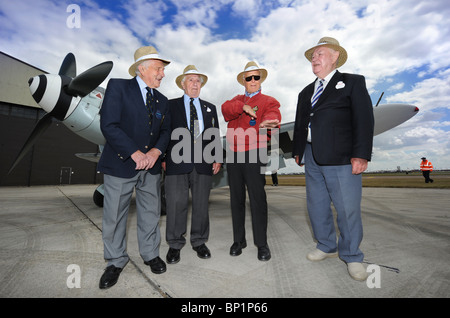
<box><xmin>181</xmin><ymin>74</ymin><xmax>204</xmax><ymax>85</ymax></box>
<box><xmin>135</xmin><ymin>60</ymin><xmax>153</xmax><ymax>76</ymax></box>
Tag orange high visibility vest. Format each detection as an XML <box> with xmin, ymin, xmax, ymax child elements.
<box><xmin>420</xmin><ymin>160</ymin><xmax>433</xmax><ymax>171</ymax></box>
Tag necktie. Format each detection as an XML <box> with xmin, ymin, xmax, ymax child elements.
<box><xmin>189</xmin><ymin>98</ymin><xmax>199</xmax><ymax>137</ymax></box>
<box><xmin>146</xmin><ymin>87</ymin><xmax>154</xmax><ymax>125</ymax></box>
<box><xmin>311</xmin><ymin>80</ymin><xmax>324</xmax><ymax>108</ymax></box>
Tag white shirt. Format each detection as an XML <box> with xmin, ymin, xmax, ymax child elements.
<box><xmin>307</xmin><ymin>69</ymin><xmax>337</xmax><ymax>142</ymax></box>
<box><xmin>184</xmin><ymin>94</ymin><xmax>204</xmax><ymax>135</ymax></box>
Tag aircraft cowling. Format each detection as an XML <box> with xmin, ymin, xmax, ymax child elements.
<box><xmin>63</xmin><ymin>90</ymin><xmax>106</xmax><ymax>145</ymax></box>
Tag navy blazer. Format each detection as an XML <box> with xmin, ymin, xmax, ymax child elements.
<box><xmin>164</xmin><ymin>96</ymin><xmax>221</xmax><ymax>176</ymax></box>
<box><xmin>292</xmin><ymin>71</ymin><xmax>374</xmax><ymax>165</ymax></box>
<box><xmin>97</xmin><ymin>77</ymin><xmax>171</xmax><ymax>178</ymax></box>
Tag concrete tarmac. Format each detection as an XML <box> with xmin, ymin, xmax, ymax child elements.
<box><xmin>0</xmin><ymin>184</ymin><xmax>449</xmax><ymax>299</ymax></box>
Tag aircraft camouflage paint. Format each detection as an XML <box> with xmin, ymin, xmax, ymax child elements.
<box><xmin>8</xmin><ymin>53</ymin><xmax>419</xmax><ymax>207</ymax></box>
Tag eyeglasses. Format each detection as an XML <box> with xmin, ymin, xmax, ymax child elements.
<box><xmin>245</xmin><ymin>75</ymin><xmax>261</xmax><ymax>82</ymax></box>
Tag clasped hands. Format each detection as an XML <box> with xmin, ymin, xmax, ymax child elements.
<box><xmin>243</xmin><ymin>104</ymin><xmax>279</xmax><ymax>129</ymax></box>
<box><xmin>131</xmin><ymin>148</ymin><xmax>160</xmax><ymax>170</ymax></box>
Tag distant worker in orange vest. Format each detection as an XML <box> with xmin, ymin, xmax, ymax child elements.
<box><xmin>420</xmin><ymin>157</ymin><xmax>434</xmax><ymax>183</ymax></box>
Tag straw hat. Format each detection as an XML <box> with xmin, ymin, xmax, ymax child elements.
<box><xmin>304</xmin><ymin>37</ymin><xmax>348</xmax><ymax>68</ymax></box>
<box><xmin>128</xmin><ymin>46</ymin><xmax>171</xmax><ymax>77</ymax></box>
<box><xmin>237</xmin><ymin>61</ymin><xmax>268</xmax><ymax>86</ymax></box>
<box><xmin>175</xmin><ymin>65</ymin><xmax>208</xmax><ymax>89</ymax></box>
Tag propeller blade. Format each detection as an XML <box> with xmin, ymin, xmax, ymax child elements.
<box><xmin>58</xmin><ymin>53</ymin><xmax>77</xmax><ymax>78</ymax></box>
<box><xmin>7</xmin><ymin>113</ymin><xmax>53</xmax><ymax>175</ymax></box>
<box><xmin>66</xmin><ymin>61</ymin><xmax>113</xmax><ymax>97</ymax></box>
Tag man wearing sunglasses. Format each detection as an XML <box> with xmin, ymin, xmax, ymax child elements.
<box><xmin>222</xmin><ymin>61</ymin><xmax>281</xmax><ymax>261</ymax></box>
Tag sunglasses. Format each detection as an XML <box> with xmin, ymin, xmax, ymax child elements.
<box><xmin>245</xmin><ymin>75</ymin><xmax>261</xmax><ymax>82</ymax></box>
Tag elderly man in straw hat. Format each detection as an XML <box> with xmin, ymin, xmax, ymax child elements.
<box><xmin>97</xmin><ymin>46</ymin><xmax>172</xmax><ymax>289</ymax></box>
<box><xmin>222</xmin><ymin>61</ymin><xmax>281</xmax><ymax>261</ymax></box>
<box><xmin>162</xmin><ymin>65</ymin><xmax>221</xmax><ymax>264</ymax></box>
<box><xmin>292</xmin><ymin>37</ymin><xmax>374</xmax><ymax>281</ymax></box>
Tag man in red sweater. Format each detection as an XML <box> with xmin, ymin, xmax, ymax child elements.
<box><xmin>222</xmin><ymin>61</ymin><xmax>281</xmax><ymax>261</ymax></box>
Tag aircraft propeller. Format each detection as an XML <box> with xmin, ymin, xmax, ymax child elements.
<box><xmin>7</xmin><ymin>53</ymin><xmax>113</xmax><ymax>175</ymax></box>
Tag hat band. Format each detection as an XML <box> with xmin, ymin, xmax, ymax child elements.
<box><xmin>244</xmin><ymin>65</ymin><xmax>260</xmax><ymax>72</ymax></box>
<box><xmin>136</xmin><ymin>53</ymin><xmax>161</xmax><ymax>63</ymax></box>
<box><xmin>317</xmin><ymin>41</ymin><xmax>335</xmax><ymax>46</ymax></box>
<box><xmin>184</xmin><ymin>69</ymin><xmax>201</xmax><ymax>75</ymax></box>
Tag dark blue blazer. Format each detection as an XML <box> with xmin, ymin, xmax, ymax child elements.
<box><xmin>164</xmin><ymin>96</ymin><xmax>221</xmax><ymax>176</ymax></box>
<box><xmin>292</xmin><ymin>71</ymin><xmax>374</xmax><ymax>165</ymax></box>
<box><xmin>97</xmin><ymin>78</ymin><xmax>171</xmax><ymax>178</ymax></box>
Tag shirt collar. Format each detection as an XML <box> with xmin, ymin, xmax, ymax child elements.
<box><xmin>317</xmin><ymin>70</ymin><xmax>337</xmax><ymax>88</ymax></box>
<box><xmin>136</xmin><ymin>75</ymin><xmax>152</xmax><ymax>94</ymax></box>
<box><xmin>245</xmin><ymin>88</ymin><xmax>261</xmax><ymax>98</ymax></box>
<box><xmin>184</xmin><ymin>94</ymin><xmax>199</xmax><ymax>104</ymax></box>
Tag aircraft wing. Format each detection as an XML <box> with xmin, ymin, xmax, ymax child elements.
<box><xmin>75</xmin><ymin>152</ymin><xmax>101</xmax><ymax>163</ymax></box>
<box><xmin>271</xmin><ymin>103</ymin><xmax>419</xmax><ymax>162</ymax></box>
<box><xmin>373</xmin><ymin>104</ymin><xmax>419</xmax><ymax>136</ymax></box>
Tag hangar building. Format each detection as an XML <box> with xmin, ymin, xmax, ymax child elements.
<box><xmin>0</xmin><ymin>51</ymin><xmax>103</xmax><ymax>186</ymax></box>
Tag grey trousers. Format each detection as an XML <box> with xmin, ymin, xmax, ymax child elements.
<box><xmin>164</xmin><ymin>169</ymin><xmax>212</xmax><ymax>249</ymax></box>
<box><xmin>304</xmin><ymin>143</ymin><xmax>364</xmax><ymax>263</ymax></box>
<box><xmin>102</xmin><ymin>171</ymin><xmax>161</xmax><ymax>268</ymax></box>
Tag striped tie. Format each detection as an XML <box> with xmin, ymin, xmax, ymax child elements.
<box><xmin>311</xmin><ymin>80</ymin><xmax>324</xmax><ymax>108</ymax></box>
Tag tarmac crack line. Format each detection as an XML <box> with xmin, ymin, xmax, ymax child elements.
<box><xmin>56</xmin><ymin>186</ymin><xmax>172</xmax><ymax>298</ymax></box>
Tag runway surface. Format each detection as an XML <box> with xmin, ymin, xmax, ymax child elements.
<box><xmin>0</xmin><ymin>184</ymin><xmax>449</xmax><ymax>299</ymax></box>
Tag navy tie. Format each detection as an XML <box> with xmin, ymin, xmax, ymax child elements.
<box><xmin>146</xmin><ymin>87</ymin><xmax>154</xmax><ymax>125</ymax></box>
<box><xmin>190</xmin><ymin>98</ymin><xmax>199</xmax><ymax>137</ymax></box>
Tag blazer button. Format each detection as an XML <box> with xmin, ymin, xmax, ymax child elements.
<box><xmin>145</xmin><ymin>146</ymin><xmax>149</xmax><ymax>149</ymax></box>
<box><xmin>310</xmin><ymin>113</ymin><xmax>314</xmax><ymax>117</ymax></box>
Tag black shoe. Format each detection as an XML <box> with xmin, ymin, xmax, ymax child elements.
<box><xmin>99</xmin><ymin>265</ymin><xmax>122</xmax><ymax>289</ymax></box>
<box><xmin>166</xmin><ymin>248</ymin><xmax>180</xmax><ymax>264</ymax></box>
<box><xmin>144</xmin><ymin>256</ymin><xmax>166</xmax><ymax>274</ymax></box>
<box><xmin>230</xmin><ymin>241</ymin><xmax>247</xmax><ymax>256</ymax></box>
<box><xmin>193</xmin><ymin>244</ymin><xmax>211</xmax><ymax>259</ymax></box>
<box><xmin>258</xmin><ymin>245</ymin><xmax>271</xmax><ymax>261</ymax></box>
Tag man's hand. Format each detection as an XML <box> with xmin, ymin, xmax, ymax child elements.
<box><xmin>260</xmin><ymin>119</ymin><xmax>280</xmax><ymax>129</ymax></box>
<box><xmin>295</xmin><ymin>155</ymin><xmax>304</xmax><ymax>167</ymax></box>
<box><xmin>212</xmin><ymin>163</ymin><xmax>222</xmax><ymax>175</ymax></box>
<box><xmin>131</xmin><ymin>148</ymin><xmax>161</xmax><ymax>170</ymax></box>
<box><xmin>131</xmin><ymin>150</ymin><xmax>150</xmax><ymax>170</ymax></box>
<box><xmin>351</xmin><ymin>158</ymin><xmax>368</xmax><ymax>175</ymax></box>
<box><xmin>145</xmin><ymin>148</ymin><xmax>162</xmax><ymax>169</ymax></box>
<box><xmin>243</xmin><ymin>104</ymin><xmax>257</xmax><ymax>118</ymax></box>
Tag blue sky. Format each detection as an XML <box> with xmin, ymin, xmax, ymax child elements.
<box><xmin>1</xmin><ymin>0</ymin><xmax>449</xmax><ymax>172</ymax></box>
